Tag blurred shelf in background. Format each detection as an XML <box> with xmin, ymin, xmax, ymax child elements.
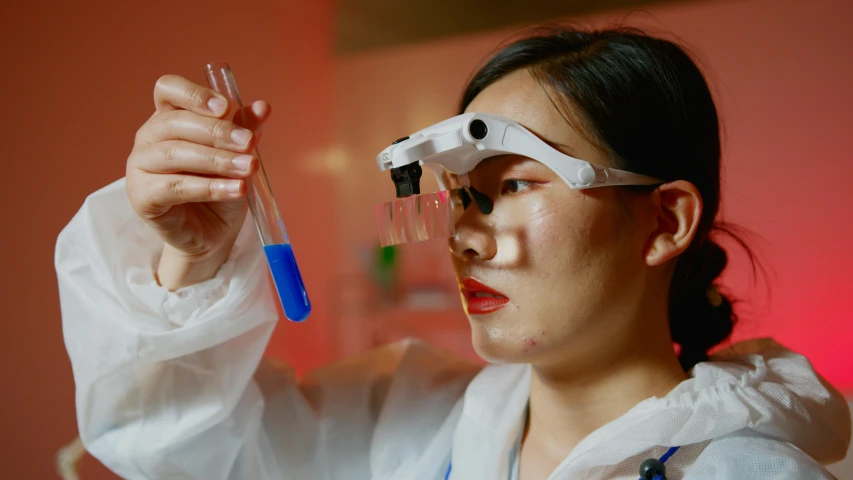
<box><xmin>336</xmin><ymin>0</ymin><xmax>678</xmax><ymax>54</ymax></box>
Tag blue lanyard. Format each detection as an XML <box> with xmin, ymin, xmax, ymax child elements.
<box><xmin>444</xmin><ymin>445</ymin><xmax>680</xmax><ymax>480</ymax></box>
<box><xmin>636</xmin><ymin>446</ymin><xmax>680</xmax><ymax>480</ymax></box>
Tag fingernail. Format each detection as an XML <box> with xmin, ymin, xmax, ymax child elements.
<box><xmin>232</xmin><ymin>155</ymin><xmax>253</xmax><ymax>172</ymax></box>
<box><xmin>224</xmin><ymin>180</ymin><xmax>242</xmax><ymax>195</ymax></box>
<box><xmin>231</xmin><ymin>128</ymin><xmax>252</xmax><ymax>147</ymax></box>
<box><xmin>208</xmin><ymin>96</ymin><xmax>227</xmax><ymax>115</ymax></box>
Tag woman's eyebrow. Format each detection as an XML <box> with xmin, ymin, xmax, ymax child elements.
<box><xmin>503</xmin><ymin>157</ymin><xmax>547</xmax><ymax>171</ymax></box>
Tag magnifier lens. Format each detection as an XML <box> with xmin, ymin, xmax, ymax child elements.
<box><xmin>375</xmin><ymin>190</ymin><xmax>462</xmax><ymax>247</ymax></box>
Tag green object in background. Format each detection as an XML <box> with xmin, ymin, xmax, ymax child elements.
<box><xmin>374</xmin><ymin>245</ymin><xmax>398</xmax><ymax>295</ymax></box>
<box><xmin>378</xmin><ymin>244</ymin><xmax>396</xmax><ymax>267</ymax></box>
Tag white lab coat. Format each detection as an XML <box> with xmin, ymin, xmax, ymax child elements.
<box><xmin>57</xmin><ymin>179</ymin><xmax>851</xmax><ymax>480</ymax></box>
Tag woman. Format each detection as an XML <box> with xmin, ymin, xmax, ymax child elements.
<box><xmin>57</xmin><ymin>26</ymin><xmax>850</xmax><ymax>479</ymax></box>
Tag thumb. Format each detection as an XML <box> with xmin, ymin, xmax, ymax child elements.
<box><xmin>233</xmin><ymin>100</ymin><xmax>271</xmax><ymax>136</ymax></box>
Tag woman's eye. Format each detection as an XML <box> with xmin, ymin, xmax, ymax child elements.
<box><xmin>501</xmin><ymin>179</ymin><xmax>533</xmax><ymax>195</ymax></box>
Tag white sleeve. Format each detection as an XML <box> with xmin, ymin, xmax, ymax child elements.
<box><xmin>57</xmin><ymin>178</ymin><xmax>481</xmax><ymax>480</ymax></box>
<box><xmin>57</xmin><ymin>178</ymin><xmax>281</xmax><ymax>479</ymax></box>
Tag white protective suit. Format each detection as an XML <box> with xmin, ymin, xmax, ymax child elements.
<box><xmin>57</xmin><ymin>179</ymin><xmax>851</xmax><ymax>480</ymax></box>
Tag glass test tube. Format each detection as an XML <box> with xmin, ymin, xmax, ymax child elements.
<box><xmin>205</xmin><ymin>62</ymin><xmax>311</xmax><ymax>322</ymax></box>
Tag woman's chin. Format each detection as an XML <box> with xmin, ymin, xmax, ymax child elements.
<box><xmin>469</xmin><ymin>325</ymin><xmax>532</xmax><ymax>364</ymax></box>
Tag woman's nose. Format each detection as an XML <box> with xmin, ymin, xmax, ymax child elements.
<box><xmin>449</xmin><ymin>209</ymin><xmax>497</xmax><ymax>262</ymax></box>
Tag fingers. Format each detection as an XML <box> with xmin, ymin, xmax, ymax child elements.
<box><xmin>128</xmin><ymin>172</ymin><xmax>247</xmax><ymax>217</ymax></box>
<box><xmin>133</xmin><ymin>140</ymin><xmax>259</xmax><ymax>178</ymax></box>
<box><xmin>138</xmin><ymin>110</ymin><xmax>256</xmax><ymax>151</ymax></box>
<box><xmin>153</xmin><ymin>74</ymin><xmax>230</xmax><ymax>117</ymax></box>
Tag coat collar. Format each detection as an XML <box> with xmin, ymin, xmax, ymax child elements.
<box><xmin>449</xmin><ymin>364</ymin><xmax>530</xmax><ymax>480</ymax></box>
<box><xmin>447</xmin><ymin>342</ymin><xmax>851</xmax><ymax>479</ymax></box>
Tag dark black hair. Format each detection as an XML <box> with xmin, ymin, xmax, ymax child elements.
<box><xmin>460</xmin><ymin>25</ymin><xmax>756</xmax><ymax>371</ymax></box>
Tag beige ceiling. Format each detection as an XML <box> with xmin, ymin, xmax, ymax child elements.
<box><xmin>335</xmin><ymin>0</ymin><xmax>675</xmax><ymax>54</ymax></box>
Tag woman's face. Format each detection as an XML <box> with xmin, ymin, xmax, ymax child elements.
<box><xmin>453</xmin><ymin>69</ymin><xmax>654</xmax><ymax>365</ymax></box>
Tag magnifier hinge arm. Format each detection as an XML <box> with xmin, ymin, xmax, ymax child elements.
<box><xmin>390</xmin><ymin>163</ymin><xmax>423</xmax><ymax>198</ymax></box>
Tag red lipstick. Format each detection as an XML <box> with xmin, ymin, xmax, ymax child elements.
<box><xmin>461</xmin><ymin>277</ymin><xmax>509</xmax><ymax>314</ymax></box>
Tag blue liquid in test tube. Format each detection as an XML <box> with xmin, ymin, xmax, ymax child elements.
<box><xmin>206</xmin><ymin>62</ymin><xmax>311</xmax><ymax>322</ymax></box>
<box><xmin>264</xmin><ymin>244</ymin><xmax>311</xmax><ymax>321</ymax></box>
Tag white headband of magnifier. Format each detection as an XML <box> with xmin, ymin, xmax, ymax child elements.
<box><xmin>377</xmin><ymin>112</ymin><xmax>662</xmax><ymax>191</ymax></box>
<box><xmin>374</xmin><ymin>112</ymin><xmax>663</xmax><ymax>246</ymax></box>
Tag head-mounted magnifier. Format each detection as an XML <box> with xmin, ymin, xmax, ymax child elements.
<box><xmin>375</xmin><ymin>113</ymin><xmax>662</xmax><ymax>247</ymax></box>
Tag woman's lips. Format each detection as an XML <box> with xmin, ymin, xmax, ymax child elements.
<box><xmin>461</xmin><ymin>277</ymin><xmax>509</xmax><ymax>314</ymax></box>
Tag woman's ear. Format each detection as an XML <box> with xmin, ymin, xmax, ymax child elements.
<box><xmin>645</xmin><ymin>180</ymin><xmax>703</xmax><ymax>267</ymax></box>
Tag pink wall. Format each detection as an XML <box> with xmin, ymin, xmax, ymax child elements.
<box><xmin>333</xmin><ymin>0</ymin><xmax>853</xmax><ymax>391</ymax></box>
<box><xmin>0</xmin><ymin>1</ymin><xmax>335</xmax><ymax>478</ymax></box>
